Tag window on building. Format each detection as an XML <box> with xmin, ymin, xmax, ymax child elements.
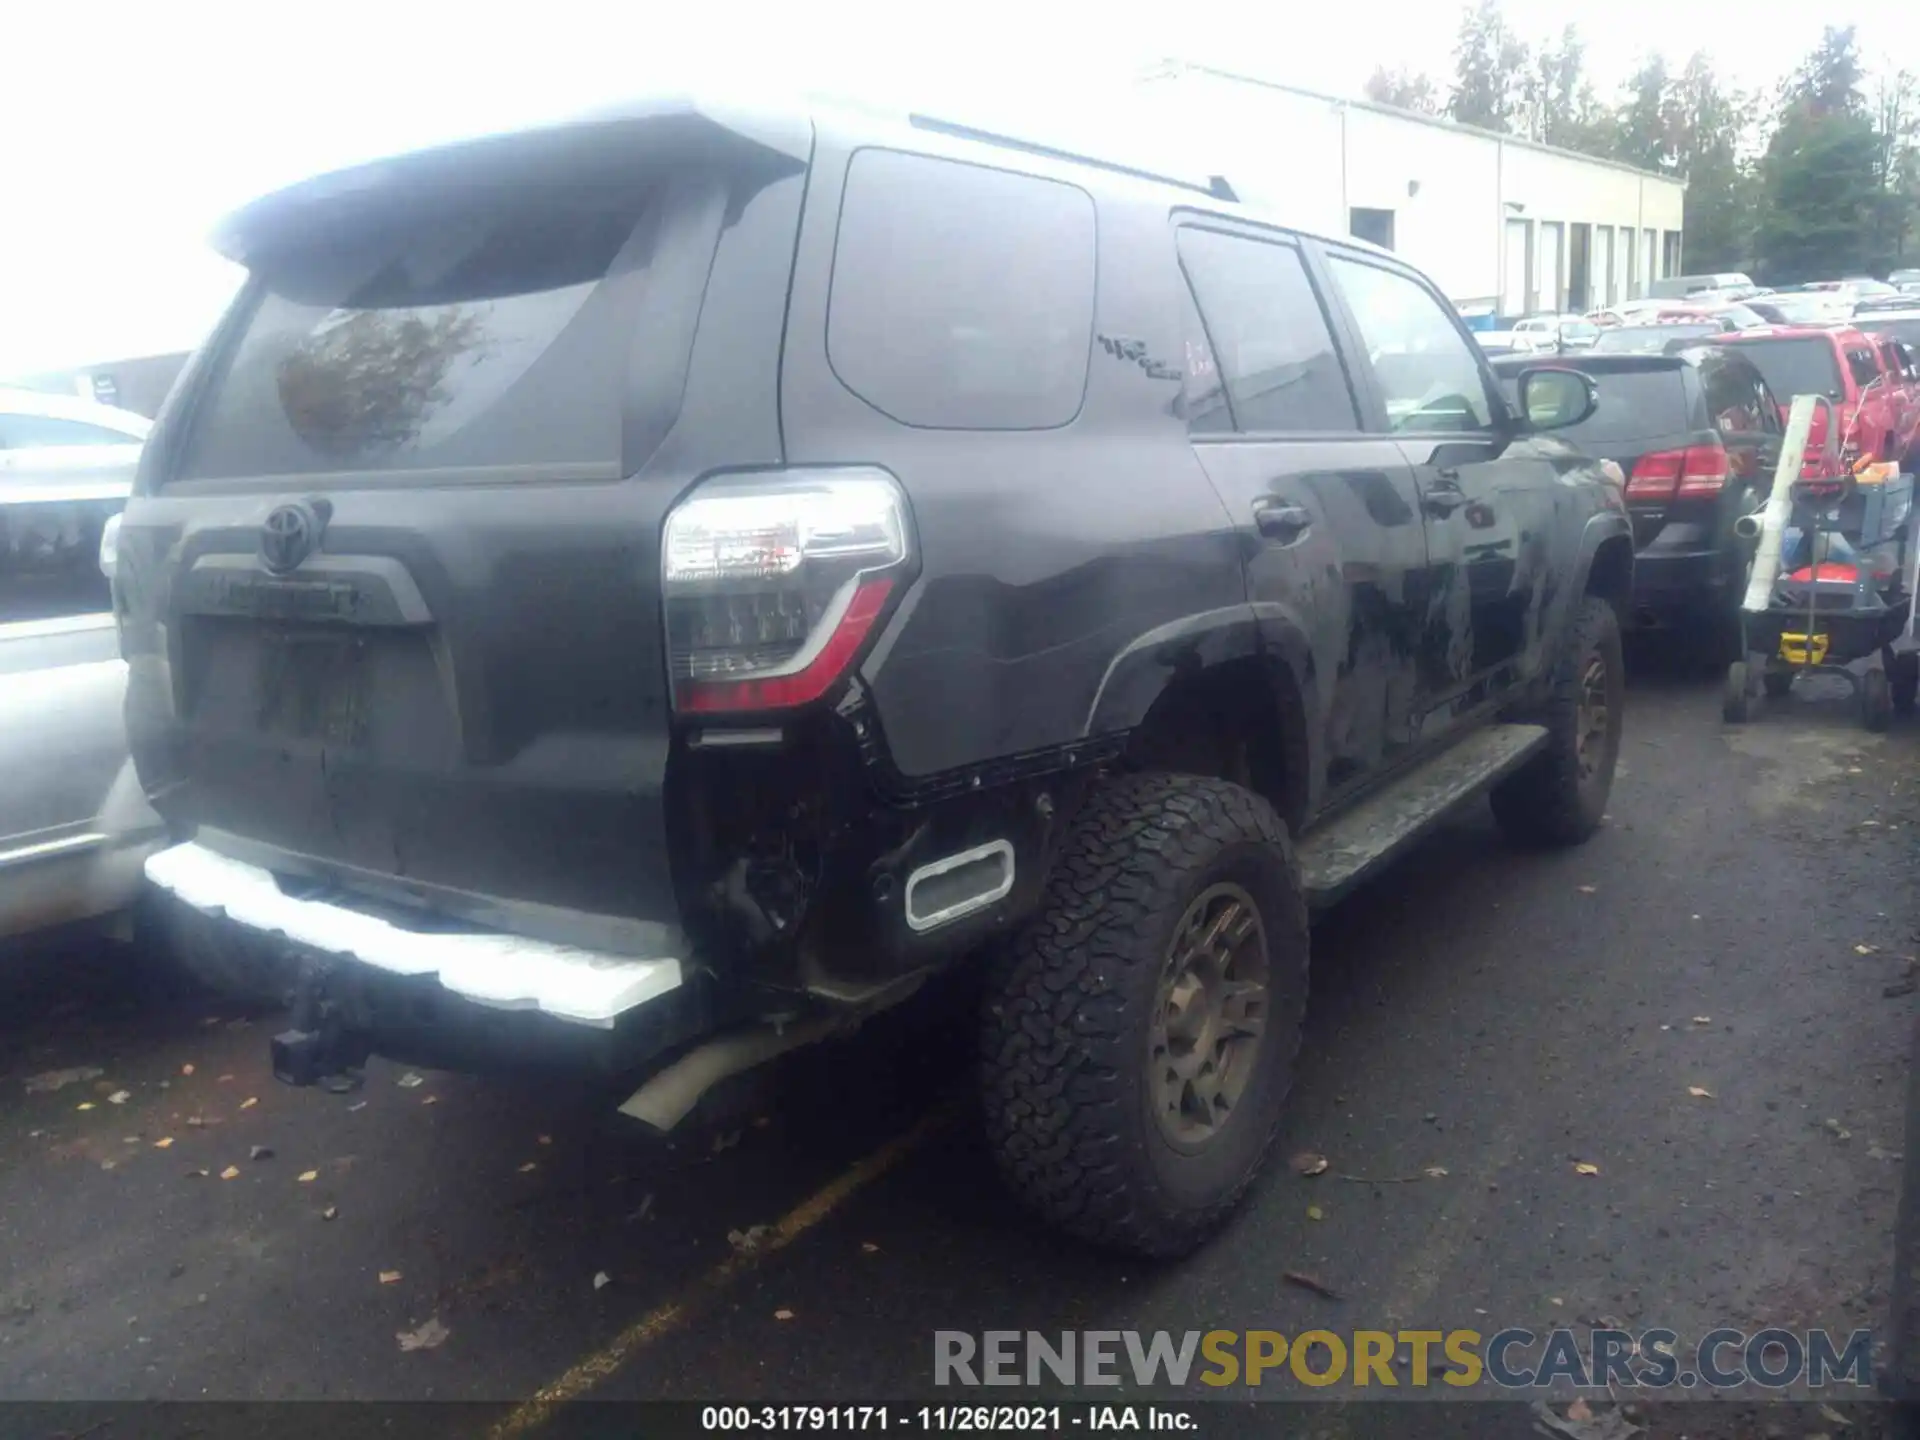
<box><xmin>1349</xmin><ymin>208</ymin><xmax>1396</xmax><ymax>250</ymax></box>
<box><xmin>1176</xmin><ymin>227</ymin><xmax>1359</xmax><ymax>434</ymax></box>
<box><xmin>1662</xmin><ymin>230</ymin><xmax>1684</xmax><ymax>279</ymax></box>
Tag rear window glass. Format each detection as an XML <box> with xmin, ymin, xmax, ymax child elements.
<box><xmin>178</xmin><ymin>183</ymin><xmax>664</xmax><ymax>482</ymax></box>
<box><xmin>1545</xmin><ymin>369</ymin><xmax>1693</xmax><ymax>447</ymax></box>
<box><xmin>827</xmin><ymin>150</ymin><xmax>1095</xmax><ymax>430</ymax></box>
<box><xmin>1725</xmin><ymin>338</ymin><xmax>1845</xmax><ymax>402</ymax></box>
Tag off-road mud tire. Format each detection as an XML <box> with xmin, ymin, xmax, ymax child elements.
<box><xmin>1492</xmin><ymin>596</ymin><xmax>1625</xmax><ymax>846</ymax></box>
<box><xmin>979</xmin><ymin>772</ymin><xmax>1308</xmax><ymax>1258</ymax></box>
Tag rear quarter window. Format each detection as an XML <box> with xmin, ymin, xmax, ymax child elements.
<box><xmin>826</xmin><ymin>150</ymin><xmax>1096</xmax><ymax>430</ymax></box>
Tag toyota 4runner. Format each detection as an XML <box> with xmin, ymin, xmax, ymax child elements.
<box><xmin>116</xmin><ymin>97</ymin><xmax>1632</xmax><ymax>1257</ymax></box>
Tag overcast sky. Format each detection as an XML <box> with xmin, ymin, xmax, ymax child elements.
<box><xmin>3</xmin><ymin>0</ymin><xmax>1907</xmax><ymax>376</ymax></box>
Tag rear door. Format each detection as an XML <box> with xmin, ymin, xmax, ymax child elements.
<box><xmin>115</xmin><ymin>114</ymin><xmax>810</xmax><ymax>935</ymax></box>
<box><xmin>1173</xmin><ymin>222</ymin><xmax>1433</xmax><ymax>793</ymax></box>
<box><xmin>1318</xmin><ymin>248</ymin><xmax>1561</xmax><ymax>733</ymax></box>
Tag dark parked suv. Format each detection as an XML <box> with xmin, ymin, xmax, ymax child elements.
<box><xmin>1492</xmin><ymin>347</ymin><xmax>1782</xmax><ymax>655</ymax></box>
<box><xmin>116</xmin><ymin>98</ymin><xmax>1632</xmax><ymax>1256</ymax></box>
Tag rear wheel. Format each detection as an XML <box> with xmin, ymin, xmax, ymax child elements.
<box><xmin>1762</xmin><ymin>666</ymin><xmax>1795</xmax><ymax>699</ymax></box>
<box><xmin>1867</xmin><ymin>667</ymin><xmax>1894</xmax><ymax>732</ymax></box>
<box><xmin>1891</xmin><ymin>652</ymin><xmax>1919</xmax><ymax>716</ymax></box>
<box><xmin>1724</xmin><ymin>662</ymin><xmax>1752</xmax><ymax>723</ymax></box>
<box><xmin>1491</xmin><ymin>597</ymin><xmax>1624</xmax><ymax>846</ymax></box>
<box><xmin>979</xmin><ymin>772</ymin><xmax>1308</xmax><ymax>1257</ymax></box>
<box><xmin>145</xmin><ymin>894</ymin><xmax>292</xmax><ymax>1010</ymax></box>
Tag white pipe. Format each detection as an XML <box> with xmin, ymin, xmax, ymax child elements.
<box><xmin>1743</xmin><ymin>394</ymin><xmax>1836</xmax><ymax>614</ymax></box>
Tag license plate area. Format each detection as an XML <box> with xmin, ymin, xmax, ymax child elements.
<box><xmin>257</xmin><ymin>627</ymin><xmax>369</xmax><ymax>747</ymax></box>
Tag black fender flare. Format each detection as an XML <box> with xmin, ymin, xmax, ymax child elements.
<box><xmin>1083</xmin><ymin>602</ymin><xmax>1322</xmax><ymax>818</ymax></box>
<box><xmin>1571</xmin><ymin>509</ymin><xmax>1635</xmax><ymax>604</ymax></box>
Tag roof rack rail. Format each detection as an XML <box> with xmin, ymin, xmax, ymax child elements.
<box><xmin>906</xmin><ymin>113</ymin><xmax>1236</xmax><ymax>203</ymax></box>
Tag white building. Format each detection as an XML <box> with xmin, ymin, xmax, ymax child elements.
<box><xmin>1131</xmin><ymin>63</ymin><xmax>1688</xmax><ymax>318</ymax></box>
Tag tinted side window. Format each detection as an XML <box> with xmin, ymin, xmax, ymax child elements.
<box><xmin>828</xmin><ymin>150</ymin><xmax>1095</xmax><ymax>431</ymax></box>
<box><xmin>1175</xmin><ymin>228</ymin><xmax>1357</xmax><ymax>433</ymax></box>
<box><xmin>1703</xmin><ymin>356</ymin><xmax>1766</xmax><ymax>436</ymax></box>
<box><xmin>1847</xmin><ymin>347</ymin><xmax>1882</xmax><ymax>387</ymax></box>
<box><xmin>1327</xmin><ymin>256</ymin><xmax>1493</xmax><ymax>433</ymax></box>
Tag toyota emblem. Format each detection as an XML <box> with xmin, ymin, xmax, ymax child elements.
<box><xmin>260</xmin><ymin>502</ymin><xmax>321</xmax><ymax>575</ymax></box>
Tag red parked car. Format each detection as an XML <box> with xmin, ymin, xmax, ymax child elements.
<box><xmin>1698</xmin><ymin>326</ymin><xmax>1920</xmax><ymax>475</ymax></box>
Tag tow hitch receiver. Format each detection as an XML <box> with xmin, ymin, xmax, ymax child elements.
<box><xmin>271</xmin><ymin>955</ymin><xmax>371</xmax><ymax>1091</ymax></box>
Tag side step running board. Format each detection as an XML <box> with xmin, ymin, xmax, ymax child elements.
<box><xmin>1295</xmin><ymin>723</ymin><xmax>1548</xmax><ymax>908</ymax></box>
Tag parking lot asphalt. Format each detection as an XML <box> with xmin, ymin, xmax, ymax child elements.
<box><xmin>3</xmin><ymin>649</ymin><xmax>1918</xmax><ymax>1428</ymax></box>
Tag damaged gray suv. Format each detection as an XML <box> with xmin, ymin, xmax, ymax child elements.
<box><xmin>118</xmin><ymin>97</ymin><xmax>1630</xmax><ymax>1256</ymax></box>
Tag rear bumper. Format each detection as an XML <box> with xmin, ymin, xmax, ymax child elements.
<box><xmin>1631</xmin><ymin>549</ymin><xmax>1726</xmax><ymax>617</ymax></box>
<box><xmin>144</xmin><ymin>842</ymin><xmax>685</xmax><ymax>1030</ymax></box>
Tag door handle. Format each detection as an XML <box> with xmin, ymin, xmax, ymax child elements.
<box><xmin>1423</xmin><ymin>484</ymin><xmax>1468</xmax><ymax>518</ymax></box>
<box><xmin>1254</xmin><ymin>501</ymin><xmax>1312</xmax><ymax>542</ymax></box>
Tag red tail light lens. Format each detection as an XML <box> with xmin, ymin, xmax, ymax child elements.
<box><xmin>662</xmin><ymin>468</ymin><xmax>913</xmax><ymax>715</ymax></box>
<box><xmin>1627</xmin><ymin>445</ymin><xmax>1728</xmax><ymax>499</ymax></box>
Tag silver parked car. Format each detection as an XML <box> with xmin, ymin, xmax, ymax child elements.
<box><xmin>0</xmin><ymin>388</ymin><xmax>165</xmax><ymax>941</ymax></box>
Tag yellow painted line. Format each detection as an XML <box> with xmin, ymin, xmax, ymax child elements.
<box><xmin>488</xmin><ymin>1103</ymin><xmax>955</xmax><ymax>1440</ymax></box>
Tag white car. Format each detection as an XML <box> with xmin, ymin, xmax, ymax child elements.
<box><xmin>1510</xmin><ymin>314</ymin><xmax>1599</xmax><ymax>353</ymax></box>
<box><xmin>0</xmin><ymin>388</ymin><xmax>165</xmax><ymax>943</ymax></box>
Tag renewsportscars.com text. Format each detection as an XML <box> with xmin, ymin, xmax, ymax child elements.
<box><xmin>933</xmin><ymin>1328</ymin><xmax>1875</xmax><ymax>1390</ymax></box>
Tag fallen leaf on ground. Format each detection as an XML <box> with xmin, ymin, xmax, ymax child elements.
<box><xmin>25</xmin><ymin>1066</ymin><xmax>103</xmax><ymax>1093</ymax></box>
<box><xmin>1306</xmin><ymin>1205</ymin><xmax>1324</xmax><ymax>1221</ymax></box>
<box><xmin>1826</xmin><ymin>1118</ymin><xmax>1853</xmax><ymax>1142</ymax></box>
<box><xmin>298</xmin><ymin>1170</ymin><xmax>318</xmax><ymax>1183</ymax></box>
<box><xmin>347</xmin><ymin>1102</ymin><xmax>367</xmax><ymax>1113</ymax></box>
<box><xmin>729</xmin><ymin>1225</ymin><xmax>771</xmax><ymax>1254</ymax></box>
<box><xmin>861</xmin><ymin>1242</ymin><xmax>879</xmax><ymax>1254</ymax></box>
<box><xmin>774</xmin><ymin>1308</ymin><xmax>794</xmax><ymax>1321</ymax></box>
<box><xmin>396</xmin><ymin>1316</ymin><xmax>449</xmax><ymax>1351</ymax></box>
<box><xmin>397</xmin><ymin>1073</ymin><xmax>424</xmax><ymax>1089</ymax></box>
<box><xmin>711</xmin><ymin>1129</ymin><xmax>742</xmax><ymax>1153</ymax></box>
<box><xmin>184</xmin><ymin>1116</ymin><xmax>216</xmax><ymax>1128</ymax></box>
<box><xmin>379</xmin><ymin>1270</ymin><xmax>403</xmax><ymax>1285</ymax></box>
<box><xmin>1290</xmin><ymin>1151</ymin><xmax>1330</xmax><ymax>1176</ymax></box>
<box><xmin>239</xmin><ymin>1097</ymin><xmax>257</xmax><ymax>1110</ymax></box>
<box><xmin>628</xmin><ymin>1194</ymin><xmax>655</xmax><ymax>1223</ymax></box>
<box><xmin>517</xmin><ymin>1162</ymin><xmax>538</xmax><ymax>1174</ymax></box>
<box><xmin>220</xmin><ymin>1166</ymin><xmax>240</xmax><ymax>1180</ymax></box>
<box><xmin>322</xmin><ymin>1205</ymin><xmax>338</xmax><ymax>1220</ymax></box>
<box><xmin>420</xmin><ymin>1096</ymin><xmax>438</xmax><ymax>1107</ymax></box>
<box><xmin>152</xmin><ymin>1137</ymin><xmax>174</xmax><ymax>1149</ymax></box>
<box><xmin>1282</xmin><ymin>1271</ymin><xmax>1341</xmax><ymax>1300</ymax></box>
<box><xmin>1819</xmin><ymin>1402</ymin><xmax>1852</xmax><ymax>1427</ymax></box>
<box><xmin>181</xmin><ymin>1065</ymin><xmax>195</xmax><ymax>1076</ymax></box>
<box><xmin>593</xmin><ymin>1272</ymin><xmax>611</xmax><ymax>1291</ymax></box>
<box><xmin>100</xmin><ymin>1160</ymin><xmax>116</xmax><ymax>1171</ymax></box>
<box><xmin>1688</xmin><ymin>1086</ymin><xmax>1714</xmax><ymax>1099</ymax></box>
<box><xmin>1574</xmin><ymin>1162</ymin><xmax>1600</xmax><ymax>1176</ymax></box>
<box><xmin>76</xmin><ymin>1102</ymin><xmax>95</xmax><ymax>1112</ymax></box>
<box><xmin>107</xmin><ymin>1091</ymin><xmax>131</xmax><ymax>1105</ymax></box>
<box><xmin>186</xmin><ymin>1169</ymin><xmax>209</xmax><ymax>1179</ymax></box>
<box><xmin>1423</xmin><ymin>1165</ymin><xmax>1449</xmax><ymax>1178</ymax></box>
<box><xmin>1576</xmin><ymin>885</ymin><xmax>1597</xmax><ymax>895</ymax></box>
<box><xmin>1857</xmin><ymin>944</ymin><xmax>1880</xmax><ymax>955</ymax></box>
<box><xmin>1869</xmin><ymin>1143</ymin><xmax>1904</xmax><ymax>1162</ymax></box>
<box><xmin>217</xmin><ymin>1074</ymin><xmax>234</xmax><ymax>1083</ymax></box>
<box><xmin>537</xmin><ymin>1135</ymin><xmax>552</xmax><ymax>1146</ymax></box>
<box><xmin>249</xmin><ymin>1145</ymin><xmax>274</xmax><ymax>1161</ymax></box>
<box><xmin>1690</xmin><ymin>1016</ymin><xmax>1711</xmax><ymax>1026</ymax></box>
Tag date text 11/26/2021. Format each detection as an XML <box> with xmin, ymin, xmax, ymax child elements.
<box><xmin>701</xmin><ymin>1406</ymin><xmax>1197</xmax><ymax>1431</ymax></box>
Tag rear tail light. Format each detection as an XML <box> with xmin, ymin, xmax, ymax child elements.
<box><xmin>662</xmin><ymin>468</ymin><xmax>913</xmax><ymax>715</ymax></box>
<box><xmin>1627</xmin><ymin>444</ymin><xmax>1728</xmax><ymax>500</ymax></box>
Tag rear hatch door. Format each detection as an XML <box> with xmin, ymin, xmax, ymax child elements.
<box><xmin>117</xmin><ymin>107</ymin><xmax>809</xmax><ymax>944</ymax></box>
